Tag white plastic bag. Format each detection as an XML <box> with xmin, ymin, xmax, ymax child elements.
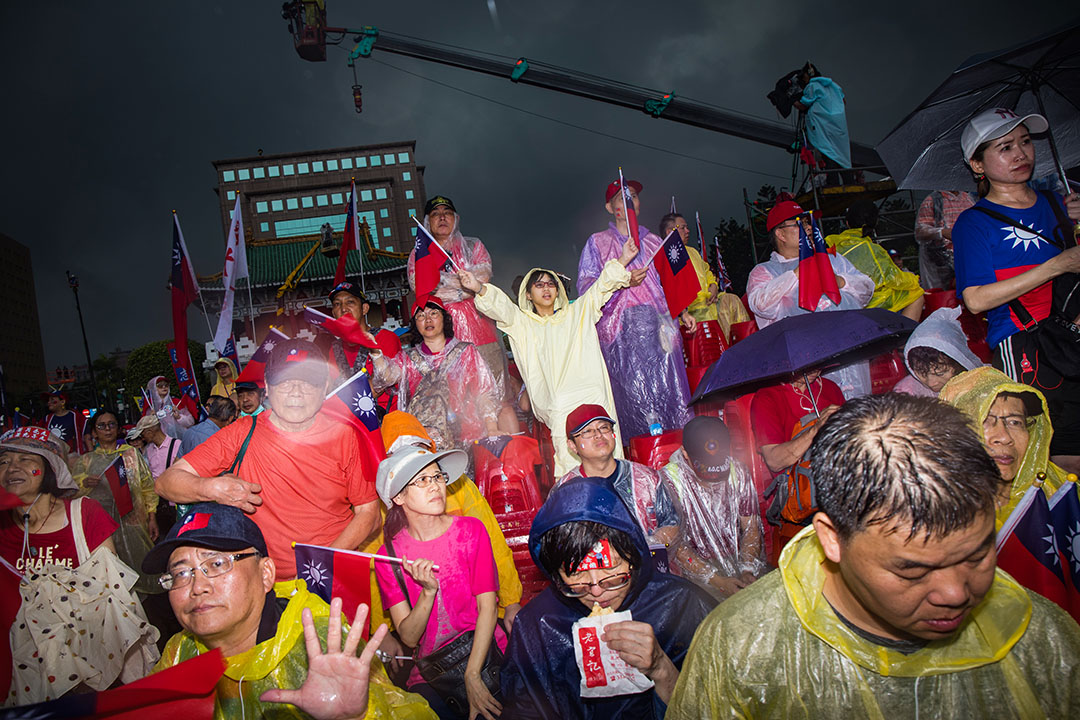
<box><xmin>571</xmin><ymin>610</ymin><xmax>654</xmax><ymax>698</ymax></box>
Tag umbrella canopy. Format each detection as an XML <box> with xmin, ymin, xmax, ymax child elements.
<box><xmin>876</xmin><ymin>22</ymin><xmax>1080</xmax><ymax>191</ymax></box>
<box><xmin>690</xmin><ymin>308</ymin><xmax>917</xmax><ymax>403</ymax></box>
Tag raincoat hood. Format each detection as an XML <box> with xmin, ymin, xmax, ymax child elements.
<box><xmin>903</xmin><ymin>306</ymin><xmax>982</xmax><ymax>374</ymax></box>
<box><xmin>147</xmin><ymin>375</ymin><xmax>170</xmax><ymax>408</ymax></box>
<box><xmin>518</xmin><ymin>268</ymin><xmax>569</xmax><ymax>316</ymax></box>
<box><xmin>528</xmin><ymin>476</ymin><xmax>653</xmax><ymax>606</ymax></box>
<box><xmin>212</xmin><ymin>357</ymin><xmax>238</xmax><ymax>380</ymax></box>
<box><xmin>939</xmin><ymin>366</ymin><xmax>1068</xmax><ymax>524</ymax></box>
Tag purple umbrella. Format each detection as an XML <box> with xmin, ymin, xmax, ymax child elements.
<box><xmin>690</xmin><ymin>308</ymin><xmax>917</xmax><ymax>405</ymax></box>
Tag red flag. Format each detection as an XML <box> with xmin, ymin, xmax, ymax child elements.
<box><xmin>996</xmin><ymin>484</ymin><xmax>1069</xmax><ymax>609</ymax></box>
<box><xmin>322</xmin><ymin>370</ymin><xmax>386</xmax><ymax>471</ymax></box>
<box><xmin>102</xmin><ymin>456</ymin><xmax>134</xmax><ymax>517</ymax></box>
<box><xmin>797</xmin><ymin>214</ymin><xmax>842</xmax><ymax>312</ymax></box>
<box><xmin>652</xmin><ymin>230</ymin><xmax>702</xmax><ymax>318</ymax></box>
<box><xmin>336</xmin><ymin>180</ymin><xmax>359</xmax><ymax>286</ymax></box>
<box><xmin>235</xmin><ymin>327</ymin><xmax>291</xmax><ymax>386</ymax></box>
<box><xmin>293</xmin><ymin>543</ymin><xmax>372</xmax><ymax>638</ymax></box>
<box><xmin>170</xmin><ymin>213</ymin><xmax>199</xmax><ymax>389</ymax></box>
<box><xmin>303</xmin><ymin>306</ymin><xmax>386</xmax><ymax>351</ymax></box>
<box><xmin>411</xmin><ymin>222</ymin><xmax>451</xmax><ymax>299</ymax></box>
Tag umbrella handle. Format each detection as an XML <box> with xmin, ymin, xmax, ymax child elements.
<box><xmin>803</xmin><ymin>372</ymin><xmax>821</xmax><ymax>416</ymax></box>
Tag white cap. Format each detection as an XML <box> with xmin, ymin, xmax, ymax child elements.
<box><xmin>375</xmin><ymin>445</ymin><xmax>467</xmax><ymax>507</ymax></box>
<box><xmin>961</xmin><ymin>108</ymin><xmax>1048</xmax><ymax>164</ymax></box>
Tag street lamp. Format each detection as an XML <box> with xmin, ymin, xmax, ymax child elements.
<box><xmin>65</xmin><ymin>271</ymin><xmax>99</xmax><ymax>406</ymax></box>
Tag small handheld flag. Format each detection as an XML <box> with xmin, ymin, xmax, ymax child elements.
<box><xmin>322</xmin><ymin>369</ymin><xmax>386</xmax><ymax>471</ymax></box>
<box><xmin>411</xmin><ymin>217</ymin><xmax>456</xmax><ymax>299</ymax></box>
<box><xmin>293</xmin><ymin>543</ymin><xmax>372</xmax><ymax>637</ymax></box>
<box><xmin>797</xmin><ymin>213</ymin><xmax>842</xmax><ymax>312</ymax></box>
<box><xmin>1049</xmin><ymin>480</ymin><xmax>1080</xmax><ymax>623</ymax></box>
<box><xmin>652</xmin><ymin>229</ymin><xmax>702</xmax><ymax>318</ymax></box>
<box><xmin>235</xmin><ymin>327</ymin><xmax>290</xmax><ymax>386</ymax></box>
<box><xmin>102</xmin><ymin>456</ymin><xmax>134</xmax><ymax>517</ymax></box>
<box><xmin>303</xmin><ymin>306</ymin><xmax>384</xmax><ymax>350</ymax></box>
<box><xmin>618</xmin><ymin>167</ymin><xmax>640</xmax><ymax>243</ymax></box>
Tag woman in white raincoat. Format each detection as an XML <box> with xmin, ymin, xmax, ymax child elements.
<box><xmin>145</xmin><ymin>375</ymin><xmax>194</xmax><ymax>439</ymax></box>
<box><xmin>461</xmin><ymin>237</ymin><xmax>640</xmax><ymax>476</ymax></box>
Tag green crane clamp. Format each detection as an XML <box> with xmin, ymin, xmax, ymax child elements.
<box><xmin>644</xmin><ymin>92</ymin><xmax>674</xmax><ymax>118</ymax></box>
<box><xmin>348</xmin><ymin>26</ymin><xmax>379</xmax><ymax>65</ymax></box>
<box><xmin>511</xmin><ymin>57</ymin><xmax>529</xmax><ymax>82</ymax></box>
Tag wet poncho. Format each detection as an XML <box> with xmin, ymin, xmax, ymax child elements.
<box><xmin>155</xmin><ymin>580</ymin><xmax>437</xmax><ymax>720</ymax></box>
<box><xmin>474</xmin><ymin>260</ymin><xmax>630</xmax><ymax>476</ymax></box>
<box><xmin>800</xmin><ymin>76</ymin><xmax>851</xmax><ymax>168</ymax></box>
<box><xmin>667</xmin><ymin>526</ymin><xmax>1080</xmax><ymax>719</ymax></box>
<box><xmin>825</xmin><ymin>228</ymin><xmax>924</xmax><ymax>313</ymax></box>
<box><xmin>659</xmin><ymin>450</ymin><xmax>768</xmax><ymax>599</ymax></box>
<box><xmin>578</xmin><ymin>223</ymin><xmax>693</xmax><ymax>438</ymax></box>
<box><xmin>895</xmin><ymin>306</ymin><xmax>984</xmax><ymax>396</ymax></box>
<box><xmin>747</xmin><ymin>250</ymin><xmax>875</xmax><ymax>398</ymax></box>
<box><xmin>210</xmin><ymin>357</ymin><xmax>238</xmax><ymax>400</ymax></box>
<box><xmin>501</xmin><ymin>477</ymin><xmax>716</xmax><ymax>720</ymax></box>
<box><xmin>70</xmin><ymin>443</ymin><xmax>159</xmax><ymax>594</ymax></box>
<box><xmin>145</xmin><ymin>376</ymin><xmax>195</xmax><ymax>438</ymax></box>
<box><xmin>557</xmin><ymin>459</ymin><xmax>678</xmax><ymax>538</ymax></box>
<box><xmin>940</xmin><ymin>366</ymin><xmax>1070</xmax><ymax>527</ymax></box>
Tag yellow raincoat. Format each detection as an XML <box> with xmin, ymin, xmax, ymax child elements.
<box><xmin>940</xmin><ymin>366</ymin><xmax>1070</xmax><ymax>527</ymax></box>
<box><xmin>155</xmin><ymin>580</ymin><xmax>436</xmax><ymax>720</ymax></box>
<box><xmin>668</xmin><ymin>526</ymin><xmax>1080</xmax><ymax>719</ymax></box>
<box><xmin>474</xmin><ymin>259</ymin><xmax>630</xmax><ymax>476</ymax></box>
<box><xmin>210</xmin><ymin>357</ymin><xmax>238</xmax><ymax>400</ymax></box>
<box><xmin>825</xmin><ymin>228</ymin><xmax>924</xmax><ymax>313</ymax></box>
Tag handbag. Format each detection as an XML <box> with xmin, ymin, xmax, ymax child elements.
<box><xmin>973</xmin><ymin>191</ymin><xmax>1080</xmax><ymax>378</ymax></box>
<box><xmin>384</xmin><ymin>533</ymin><xmax>503</xmax><ymax>719</ymax></box>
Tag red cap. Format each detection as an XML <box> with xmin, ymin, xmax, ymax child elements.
<box><xmin>411</xmin><ymin>294</ymin><xmax>445</xmax><ymax>317</ymax></box>
<box><xmin>605</xmin><ymin>179</ymin><xmax>643</xmax><ymax>203</ymax></box>
<box><xmin>565</xmin><ymin>403</ymin><xmax>616</xmax><ymax>436</ymax></box>
<box><xmin>765</xmin><ymin>200</ymin><xmax>805</xmax><ymax>232</ymax></box>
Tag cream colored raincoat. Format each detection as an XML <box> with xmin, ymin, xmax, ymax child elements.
<box><xmin>474</xmin><ymin>259</ymin><xmax>631</xmax><ymax>476</ymax></box>
<box><xmin>668</xmin><ymin>526</ymin><xmax>1080</xmax><ymax>719</ymax></box>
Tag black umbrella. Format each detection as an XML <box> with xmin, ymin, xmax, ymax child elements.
<box><xmin>689</xmin><ymin>309</ymin><xmax>917</xmax><ymax>405</ymax></box>
<box><xmin>876</xmin><ymin>22</ymin><xmax>1080</xmax><ymax>191</ymax></box>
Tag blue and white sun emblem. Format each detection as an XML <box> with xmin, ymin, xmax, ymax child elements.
<box><xmin>1065</xmin><ymin>521</ymin><xmax>1080</xmax><ymax>574</ymax></box>
<box><xmin>1001</xmin><ymin>223</ymin><xmax>1043</xmax><ymax>251</ymax></box>
<box><xmin>352</xmin><ymin>392</ymin><xmax>377</xmax><ymax>418</ymax></box>
<box><xmin>1042</xmin><ymin>524</ymin><xmax>1061</xmax><ymax>566</ymax></box>
<box><xmin>302</xmin><ymin>560</ymin><xmax>329</xmax><ymax>590</ymax></box>
<box><xmin>172</xmin><ymin>246</ymin><xmax>182</xmax><ymax>265</ymax></box>
<box><xmin>264</xmin><ymin>339</ymin><xmax>276</xmax><ymax>354</ymax></box>
<box><xmin>668</xmin><ymin>244</ymin><xmax>683</xmax><ymax>264</ymax></box>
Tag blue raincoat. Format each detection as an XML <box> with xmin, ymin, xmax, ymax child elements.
<box><xmin>500</xmin><ymin>477</ymin><xmax>716</xmax><ymax>719</ymax></box>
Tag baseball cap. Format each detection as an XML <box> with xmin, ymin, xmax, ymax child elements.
<box><xmin>605</xmin><ymin>179</ymin><xmax>643</xmax><ymax>203</ymax></box>
<box><xmin>235</xmin><ymin>381</ymin><xmax>260</xmax><ymax>393</ymax></box>
<box><xmin>375</xmin><ymin>445</ymin><xmax>467</xmax><ymax>506</ymax></box>
<box><xmin>961</xmin><ymin>108</ymin><xmax>1048</xmax><ymax>164</ymax></box>
<box><xmin>126</xmin><ymin>414</ymin><xmax>160</xmax><ymax>440</ymax></box>
<box><xmin>411</xmin><ymin>294</ymin><xmax>445</xmax><ymax>317</ymax></box>
<box><xmin>681</xmin><ymin>416</ymin><xmax>732</xmax><ymax>477</ymax></box>
<box><xmin>424</xmin><ymin>195</ymin><xmax>457</xmax><ymax>216</ymax></box>
<box><xmin>329</xmin><ymin>281</ymin><xmax>367</xmax><ymax>304</ymax></box>
<box><xmin>565</xmin><ymin>403</ymin><xmax>616</xmax><ymax>437</ymax></box>
<box><xmin>766</xmin><ymin>200</ymin><xmax>805</xmax><ymax>232</ymax></box>
<box><xmin>142</xmin><ymin>503</ymin><xmax>268</xmax><ymax>575</ymax></box>
<box><xmin>263</xmin><ymin>339</ymin><xmax>328</xmax><ymax>388</ymax></box>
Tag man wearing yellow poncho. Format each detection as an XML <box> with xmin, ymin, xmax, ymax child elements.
<box><xmin>940</xmin><ymin>366</ymin><xmax>1071</xmax><ymax>527</ymax></box>
<box><xmin>146</xmin><ymin>503</ymin><xmax>435</xmax><ymax>720</ymax></box>
<box><xmin>669</xmin><ymin>394</ymin><xmax>1080</xmax><ymax>719</ymax></box>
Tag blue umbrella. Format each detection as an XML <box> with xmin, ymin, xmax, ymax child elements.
<box><xmin>690</xmin><ymin>308</ymin><xmax>918</xmax><ymax>404</ymax></box>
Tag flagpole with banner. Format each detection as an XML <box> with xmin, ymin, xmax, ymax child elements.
<box><xmin>410</xmin><ymin>216</ymin><xmax>462</xmax><ymax>273</ymax></box>
<box><xmin>174</xmin><ymin>212</ymin><xmax>216</xmax><ymax>342</ymax></box>
<box><xmin>245</xmin><ymin>242</ymin><xmax>257</xmax><ymax>344</ymax></box>
<box><xmin>215</xmin><ymin>196</ymin><xmax>249</xmax><ymax>354</ymax></box>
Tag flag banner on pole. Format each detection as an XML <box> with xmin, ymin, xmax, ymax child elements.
<box><xmin>293</xmin><ymin>543</ymin><xmax>372</xmax><ymax>638</ymax></box>
<box><xmin>215</xmin><ymin>195</ymin><xmax>248</xmax><ymax>353</ymax></box>
<box><xmin>235</xmin><ymin>327</ymin><xmax>290</xmax><ymax>386</ymax></box>
<box><xmin>220</xmin><ymin>336</ymin><xmax>240</xmax><ymax>369</ymax></box>
<box><xmin>166</xmin><ymin>341</ymin><xmax>203</xmax><ymax>422</ymax></box>
<box><xmin>1049</xmin><ymin>481</ymin><xmax>1080</xmax><ymax>623</ymax></box>
<box><xmin>713</xmin><ymin>236</ymin><xmax>733</xmax><ymax>292</ymax></box>
<box><xmin>102</xmin><ymin>456</ymin><xmax>134</xmax><ymax>517</ymax></box>
<box><xmin>171</xmin><ymin>214</ymin><xmax>199</xmax><ymax>406</ymax></box>
<box><xmin>303</xmin><ymin>306</ymin><xmax>395</xmax><ymax>353</ymax></box>
<box><xmin>797</xmin><ymin>214</ymin><xmax>842</xmax><ymax>312</ymax></box>
<box><xmin>322</xmin><ymin>370</ymin><xmax>386</xmax><ymax>470</ymax></box>
<box><xmin>996</xmin><ymin>484</ymin><xmax>1069</xmax><ymax>610</ymax></box>
<box><xmin>670</xmin><ymin>196</ymin><xmax>677</xmax><ymax>214</ymax></box>
<box><xmin>0</xmin><ymin>648</ymin><xmax>224</xmax><ymax>719</ymax></box>
<box><xmin>653</xmin><ymin>230</ymin><xmax>702</xmax><ymax>318</ymax></box>
<box><xmin>411</xmin><ymin>222</ymin><xmax>452</xmax><ymax>299</ymax></box>
<box><xmin>336</xmin><ymin>180</ymin><xmax>360</xmax><ymax>286</ymax></box>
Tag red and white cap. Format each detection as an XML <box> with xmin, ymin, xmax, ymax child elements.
<box><xmin>961</xmin><ymin>108</ymin><xmax>1048</xmax><ymax>164</ymax></box>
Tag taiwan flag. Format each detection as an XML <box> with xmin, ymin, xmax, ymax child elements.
<box><xmin>304</xmin><ymin>306</ymin><xmax>379</xmax><ymax>350</ymax></box>
<box><xmin>235</xmin><ymin>327</ymin><xmax>290</xmax><ymax>386</ymax></box>
<box><xmin>412</xmin><ymin>222</ymin><xmax>451</xmax><ymax>299</ymax></box>
<box><xmin>797</xmin><ymin>214</ymin><xmax>842</xmax><ymax>312</ymax></box>
<box><xmin>653</xmin><ymin>229</ymin><xmax>702</xmax><ymax>318</ymax></box>
<box><xmin>996</xmin><ymin>484</ymin><xmax>1068</xmax><ymax>609</ymax></box>
<box><xmin>220</xmin><ymin>336</ymin><xmax>240</xmax><ymax>370</ymax></box>
<box><xmin>336</xmin><ymin>180</ymin><xmax>360</xmax><ymax>286</ymax></box>
<box><xmin>167</xmin><ymin>341</ymin><xmax>204</xmax><ymax>422</ymax></box>
<box><xmin>322</xmin><ymin>370</ymin><xmax>386</xmax><ymax>466</ymax></box>
<box><xmin>293</xmin><ymin>543</ymin><xmax>372</xmax><ymax>637</ymax></box>
<box><xmin>102</xmin><ymin>456</ymin><xmax>134</xmax><ymax>517</ymax></box>
<box><xmin>1049</xmin><ymin>481</ymin><xmax>1080</xmax><ymax>623</ymax></box>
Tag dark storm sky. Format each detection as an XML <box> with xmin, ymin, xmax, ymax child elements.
<box><xmin>2</xmin><ymin>1</ymin><xmax>1065</xmax><ymax>367</ymax></box>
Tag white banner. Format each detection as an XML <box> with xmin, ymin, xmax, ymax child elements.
<box><xmin>214</xmin><ymin>195</ymin><xmax>249</xmax><ymax>352</ymax></box>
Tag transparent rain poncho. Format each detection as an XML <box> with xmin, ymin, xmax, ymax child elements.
<box><xmin>667</xmin><ymin>526</ymin><xmax>1080</xmax><ymax>720</ymax></box>
<box><xmin>145</xmin><ymin>375</ymin><xmax>195</xmax><ymax>439</ymax></box>
<box><xmin>578</xmin><ymin>224</ymin><xmax>693</xmax><ymax>438</ymax></box>
<box><xmin>660</xmin><ymin>449</ymin><xmax>768</xmax><ymax>599</ymax></box>
<box><xmin>825</xmin><ymin>228</ymin><xmax>924</xmax><ymax>313</ymax></box>
<box><xmin>155</xmin><ymin>580</ymin><xmax>437</xmax><ymax>720</ymax></box>
<box><xmin>939</xmin><ymin>366</ymin><xmax>1070</xmax><ymax>527</ymax></box>
<box><xmin>895</xmin><ymin>306</ymin><xmax>984</xmax><ymax>396</ymax></box>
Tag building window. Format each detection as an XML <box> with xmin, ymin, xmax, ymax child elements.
<box><xmin>342</xmin><ymin>158</ymin><xmax>353</xmax><ymax>169</ymax></box>
<box><xmin>385</xmin><ymin>245</ymin><xmax>394</xmax><ymax>252</ymax></box>
<box><xmin>408</xmin><ymin>208</ymin><xmax>417</xmax><ymax>217</ymax></box>
<box><xmin>316</xmin><ymin>194</ymin><xmax>329</xmax><ymax>206</ymax></box>
<box><xmin>297</xmin><ymin>163</ymin><xmax>309</xmax><ymax>175</ymax></box>
<box><xmin>312</xmin><ymin>161</ymin><xmax>324</xmax><ymax>173</ymax></box>
<box><xmin>379</xmin><ymin>208</ymin><xmax>389</xmax><ymax>218</ymax></box>
<box><xmin>260</xmin><ymin>222</ymin><xmax>270</xmax><ymax>232</ymax></box>
<box><xmin>253</xmin><ymin>167</ymin><xmax>266</xmax><ymax>179</ymax></box>
<box><xmin>331</xmin><ymin>193</ymin><xmax>343</xmax><ymax>204</ymax></box>
<box><xmin>268</xmin><ymin>166</ymin><xmax>280</xmax><ymax>177</ymax></box>
<box><xmin>398</xmin><ymin>152</ymin><xmax>410</xmax><ymax>163</ymax></box>
<box><xmin>272</xmin><ymin>199</ymin><xmax>284</xmax><ymax>211</ymax></box>
<box><xmin>383</xmin><ymin>154</ymin><xmax>396</xmax><ymax>165</ymax></box>
<box><xmin>301</xmin><ymin>196</ymin><xmax>314</xmax><ymax>208</ymax></box>
<box><xmin>375</xmin><ymin>188</ymin><xmax>388</xmax><ymax>200</ymax></box>
<box><xmin>383</xmin><ymin>227</ymin><xmax>392</xmax><ymax>237</ymax></box>
<box><xmin>227</xmin><ymin>190</ymin><xmax>236</xmax><ymax>200</ymax></box>
<box><xmin>370</xmin><ymin>155</ymin><xmax>381</xmax><ymax>167</ymax></box>
<box><xmin>256</xmin><ymin>201</ymin><xmax>269</xmax><ymax>213</ymax></box>
<box><xmin>283</xmin><ymin>164</ymin><xmax>295</xmax><ymax>176</ymax></box>
<box><xmin>405</xmin><ymin>190</ymin><xmax>414</xmax><ymax>200</ymax></box>
<box><xmin>355</xmin><ymin>156</ymin><xmax>367</xmax><ymax>168</ymax></box>
<box><xmin>402</xmin><ymin>171</ymin><xmax>411</xmax><ymax>181</ymax></box>
<box><xmin>273</xmin><ymin>211</ymin><xmax>378</xmax><ymax>240</ymax></box>
<box><xmin>361</xmin><ymin>189</ymin><xmax>373</xmax><ymax>202</ymax></box>
<box><xmin>237</xmin><ymin>169</ymin><xmax>250</xmax><ymax>181</ymax></box>
<box><xmin>287</xmin><ymin>198</ymin><xmax>299</xmax><ymax>210</ymax></box>
<box><xmin>327</xmin><ymin>159</ymin><xmax>339</xmax><ymax>171</ymax></box>
<box><xmin>222</xmin><ymin>170</ymin><xmax>235</xmax><ymax>182</ymax></box>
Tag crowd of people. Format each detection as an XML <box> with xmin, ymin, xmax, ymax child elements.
<box><xmin>2</xmin><ymin>106</ymin><xmax>1080</xmax><ymax>718</ymax></box>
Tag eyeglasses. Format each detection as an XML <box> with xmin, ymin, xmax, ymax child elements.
<box><xmin>273</xmin><ymin>380</ymin><xmax>321</xmax><ymax>395</ymax></box>
<box><xmin>159</xmin><ymin>552</ymin><xmax>259</xmax><ymax>591</ymax></box>
<box><xmin>559</xmin><ymin>571</ymin><xmax>632</xmax><ymax>598</ymax></box>
<box><xmin>775</xmin><ymin>220</ymin><xmax>801</xmax><ymax>231</ymax></box>
<box><xmin>414</xmin><ymin>309</ymin><xmax>443</xmax><ymax>320</ymax></box>
<box><xmin>408</xmin><ymin>471</ymin><xmax>450</xmax><ymax>490</ymax></box>
<box><xmin>531</xmin><ymin>280</ymin><xmax>558</xmax><ymax>290</ymax></box>
<box><xmin>573</xmin><ymin>424</ymin><xmax>615</xmax><ymax>442</ymax></box>
<box><xmin>983</xmin><ymin>413</ymin><xmax>1035</xmax><ymax>431</ymax></box>
<box><xmin>96</xmin><ymin>422</ymin><xmax>118</xmax><ymax>429</ymax></box>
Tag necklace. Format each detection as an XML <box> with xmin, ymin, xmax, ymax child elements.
<box><xmin>16</xmin><ymin>494</ymin><xmax>55</xmax><ymax>561</ymax></box>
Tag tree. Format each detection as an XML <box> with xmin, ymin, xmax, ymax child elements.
<box><xmin>708</xmin><ymin>185</ymin><xmax>779</xmax><ymax>296</ymax></box>
<box><xmin>123</xmin><ymin>340</ymin><xmax>208</xmax><ymax>411</ymax></box>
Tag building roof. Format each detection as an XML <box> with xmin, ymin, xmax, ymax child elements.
<box><xmin>212</xmin><ymin>141</ymin><xmax>417</xmax><ymax>168</ymax></box>
<box><xmin>198</xmin><ymin>240</ymin><xmax>407</xmax><ymax>290</ymax></box>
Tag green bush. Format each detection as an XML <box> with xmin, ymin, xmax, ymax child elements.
<box><xmin>124</xmin><ymin>340</ymin><xmax>209</xmax><ymax>407</ymax></box>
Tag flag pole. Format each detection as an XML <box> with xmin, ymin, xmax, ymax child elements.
<box><xmin>645</xmin><ymin>229</ymin><xmax>680</xmax><ymax>266</ymax></box>
<box><xmin>410</xmin><ymin>216</ymin><xmax>462</xmax><ymax>273</ymax></box>
<box><xmin>175</xmin><ymin>211</ymin><xmax>218</xmax><ymax>343</ymax></box>
<box><xmin>244</xmin><ymin>239</ymin><xmax>257</xmax><ymax>345</ymax></box>
<box><xmin>292</xmin><ymin>542</ymin><xmax>440</xmax><ymax>571</ymax></box>
<box><xmin>617</xmin><ymin>166</ymin><xmax>630</xmax><ymax>239</ymax></box>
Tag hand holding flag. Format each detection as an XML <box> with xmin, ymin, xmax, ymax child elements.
<box><xmin>103</xmin><ymin>456</ymin><xmax>134</xmax><ymax>517</ymax></box>
<box><xmin>410</xmin><ymin>217</ymin><xmax>457</xmax><ymax>299</ymax></box>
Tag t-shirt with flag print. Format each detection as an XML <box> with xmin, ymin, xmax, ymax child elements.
<box><xmin>953</xmin><ymin>193</ymin><xmax>1068</xmax><ymax>348</ymax></box>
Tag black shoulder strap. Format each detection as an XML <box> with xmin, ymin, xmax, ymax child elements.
<box><xmin>1039</xmin><ymin>190</ymin><xmax>1077</xmax><ymax>249</ymax></box>
<box><xmin>226</xmin><ymin>417</ymin><xmax>258</xmax><ymax>475</ymax></box>
<box><xmin>383</xmin><ymin>533</ymin><xmax>413</xmax><ymax>610</ymax></box>
<box><xmin>166</xmin><ymin>438</ymin><xmax>180</xmax><ymax>468</ymax></box>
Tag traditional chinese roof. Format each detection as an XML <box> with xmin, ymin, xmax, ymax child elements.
<box><xmin>198</xmin><ymin>239</ymin><xmax>407</xmax><ymax>290</ymax></box>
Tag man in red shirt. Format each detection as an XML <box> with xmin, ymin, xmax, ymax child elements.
<box><xmin>750</xmin><ymin>369</ymin><xmax>845</xmax><ymax>474</ymax></box>
<box><xmin>155</xmin><ymin>340</ymin><xmax>382</xmax><ymax>579</ymax></box>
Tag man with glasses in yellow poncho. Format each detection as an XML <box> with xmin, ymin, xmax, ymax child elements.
<box><xmin>669</xmin><ymin>394</ymin><xmax>1080</xmax><ymax>719</ymax></box>
<box><xmin>145</xmin><ymin>502</ymin><xmax>436</xmax><ymax>720</ymax></box>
